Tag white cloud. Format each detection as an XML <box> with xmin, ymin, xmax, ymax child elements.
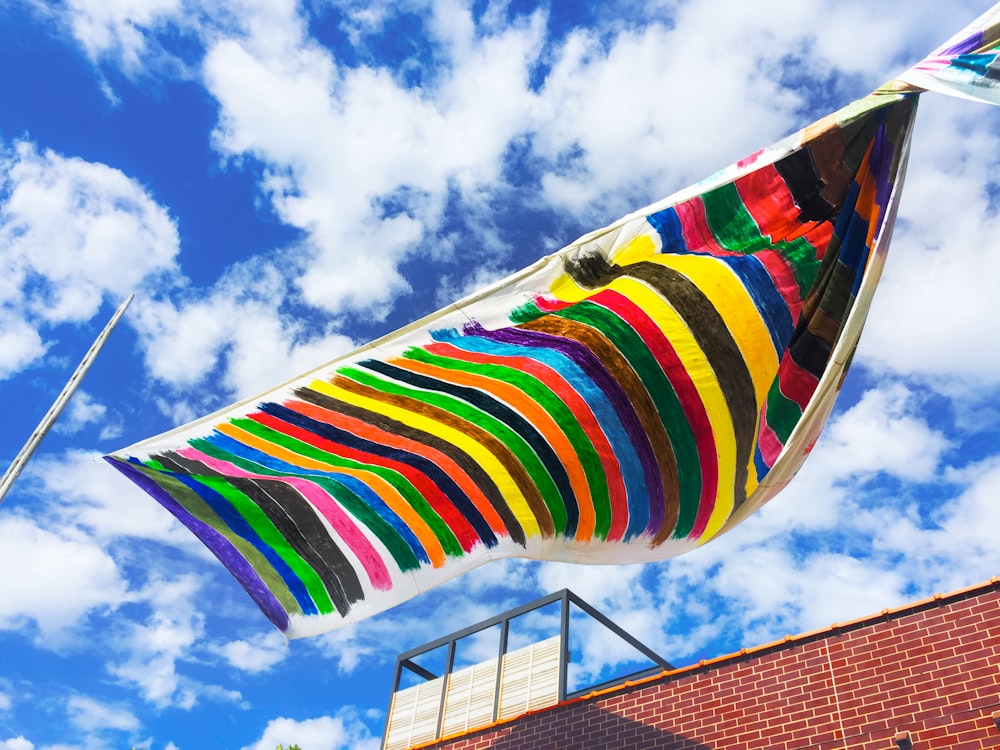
<box><xmin>0</xmin><ymin>313</ymin><xmax>47</xmax><ymax>380</ymax></box>
<box><xmin>66</xmin><ymin>695</ymin><xmax>140</xmax><ymax>733</ymax></box>
<box><xmin>0</xmin><ymin>140</ymin><xmax>179</xmax><ymax>379</ymax></box>
<box><xmin>243</xmin><ymin>710</ymin><xmax>380</xmax><ymax>750</ymax></box>
<box><xmin>0</xmin><ymin>738</ymin><xmax>33</xmax><ymax>750</ymax></box>
<box><xmin>107</xmin><ymin>575</ymin><xmax>208</xmax><ymax>708</ymax></box>
<box><xmin>52</xmin><ymin>391</ymin><xmax>116</xmax><ymax>439</ymax></box>
<box><xmin>212</xmin><ymin>630</ymin><xmax>288</xmax><ymax>673</ymax></box>
<box><xmin>0</xmin><ymin>516</ymin><xmax>128</xmax><ymax>643</ymax></box>
<box><xmin>129</xmin><ymin>259</ymin><xmax>356</xmax><ymax>399</ymax></box>
<box><xmin>201</xmin><ymin>3</ymin><xmax>544</xmax><ymax>317</ymax></box>
<box><xmin>0</xmin><ymin>141</ymin><xmax>179</xmax><ymax>320</ymax></box>
<box><xmin>859</xmin><ymin>94</ymin><xmax>1000</xmax><ymax>387</ymax></box>
<box><xmin>27</xmin><ymin>450</ymin><xmax>199</xmax><ymax>550</ymax></box>
<box><xmin>0</xmin><ymin>692</ymin><xmax>10</xmax><ymax>711</ymax></box>
<box><xmin>61</xmin><ymin>0</ymin><xmax>183</xmax><ymax>70</ymax></box>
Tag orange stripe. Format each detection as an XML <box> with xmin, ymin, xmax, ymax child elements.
<box><xmin>288</xmin><ymin>398</ymin><xmax>510</xmax><ymax>538</ymax></box>
<box><xmin>216</xmin><ymin>421</ymin><xmax>448</xmax><ymax>569</ymax></box>
<box><xmin>390</xmin><ymin>355</ymin><xmax>597</xmax><ymax>541</ymax></box>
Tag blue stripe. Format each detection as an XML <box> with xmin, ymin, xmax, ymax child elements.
<box><xmin>717</xmin><ymin>255</ymin><xmax>795</xmax><ymax>355</ymax></box>
<box><xmin>201</xmin><ymin>432</ymin><xmax>431</xmax><ymax>566</ymax></box>
<box><xmin>646</xmin><ymin>207</ymin><xmax>690</xmax><ymax>254</ymax></box>
<box><xmin>174</xmin><ymin>473</ymin><xmax>318</xmax><ymax>615</ymax></box>
<box><xmin>433</xmin><ymin>327</ymin><xmax>651</xmax><ymax>538</ymax></box>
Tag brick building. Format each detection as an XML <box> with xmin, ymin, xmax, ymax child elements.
<box><xmin>412</xmin><ymin>578</ymin><xmax>1000</xmax><ymax>750</ymax></box>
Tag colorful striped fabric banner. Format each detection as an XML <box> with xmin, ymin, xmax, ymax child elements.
<box><xmin>109</xmin><ymin>6</ymin><xmax>1000</xmax><ymax>638</ymax></box>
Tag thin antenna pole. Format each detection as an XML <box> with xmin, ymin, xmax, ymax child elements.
<box><xmin>0</xmin><ymin>294</ymin><xmax>134</xmax><ymax>506</ymax></box>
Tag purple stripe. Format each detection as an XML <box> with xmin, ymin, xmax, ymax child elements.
<box><xmin>942</xmin><ymin>30</ymin><xmax>984</xmax><ymax>56</ymax></box>
<box><xmin>467</xmin><ymin>321</ymin><xmax>664</xmax><ymax>537</ymax></box>
<box><xmin>872</xmin><ymin>125</ymin><xmax>893</xmax><ymax>215</ymax></box>
<box><xmin>104</xmin><ymin>456</ymin><xmax>290</xmax><ymax>632</ymax></box>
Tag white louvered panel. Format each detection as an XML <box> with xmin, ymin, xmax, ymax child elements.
<box><xmin>440</xmin><ymin>657</ymin><xmax>498</xmax><ymax>736</ymax></box>
<box><xmin>383</xmin><ymin>676</ymin><xmax>444</xmax><ymax>750</ymax></box>
<box><xmin>497</xmin><ymin>636</ymin><xmax>561</xmax><ymax>721</ymax></box>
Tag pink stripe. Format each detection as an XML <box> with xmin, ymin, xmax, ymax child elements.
<box><xmin>177</xmin><ymin>447</ymin><xmax>393</xmax><ymax>591</ymax></box>
<box><xmin>757</xmin><ymin>404</ymin><xmax>784</xmax><ymax>466</ymax></box>
<box><xmin>677</xmin><ymin>198</ymin><xmax>730</xmax><ymax>255</ymax></box>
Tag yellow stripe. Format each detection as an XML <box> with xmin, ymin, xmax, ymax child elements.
<box><xmin>308</xmin><ymin>379</ymin><xmax>543</xmax><ymax>539</ymax></box>
<box><xmin>547</xmin><ymin>269</ymin><xmax>740</xmax><ymax>542</ymax></box>
<box><xmin>650</xmin><ymin>254</ymin><xmax>778</xmax><ymax>409</ymax></box>
<box><xmin>650</xmin><ymin>254</ymin><xmax>777</xmax><ymax>514</ymax></box>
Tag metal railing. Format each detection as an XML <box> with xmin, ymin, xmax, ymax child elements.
<box><xmin>382</xmin><ymin>589</ymin><xmax>673</xmax><ymax>749</ymax></box>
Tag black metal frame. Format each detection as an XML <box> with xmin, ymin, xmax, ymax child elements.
<box><xmin>382</xmin><ymin>589</ymin><xmax>673</xmax><ymax>748</ymax></box>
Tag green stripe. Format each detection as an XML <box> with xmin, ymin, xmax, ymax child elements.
<box><xmin>223</xmin><ymin>420</ymin><xmax>464</xmax><ymax>558</ymax></box>
<box><xmin>138</xmin><ymin>463</ymin><xmax>302</xmax><ymax>615</ymax></box>
<box><xmin>340</xmin><ymin>366</ymin><xmax>569</xmax><ymax>534</ymax></box>
<box><xmin>553</xmin><ymin>300</ymin><xmax>702</xmax><ymax>538</ymax></box>
<box><xmin>763</xmin><ymin>379</ymin><xmax>803</xmax><ymax>444</ymax></box>
<box><xmin>191</xmin><ymin>436</ymin><xmax>423</xmax><ymax>573</ymax></box>
<box><xmin>193</xmin><ymin>474</ymin><xmax>336</xmax><ymax>614</ymax></box>
<box><xmin>701</xmin><ymin>182</ymin><xmax>821</xmax><ymax>297</ymax></box>
<box><xmin>403</xmin><ymin>346</ymin><xmax>613</xmax><ymax>540</ymax></box>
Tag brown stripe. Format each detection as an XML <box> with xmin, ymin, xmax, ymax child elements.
<box><xmin>518</xmin><ymin>315</ymin><xmax>680</xmax><ymax>544</ymax></box>
<box><xmin>294</xmin><ymin>387</ymin><xmax>527</xmax><ymax>547</ymax></box>
<box><xmin>566</xmin><ymin>252</ymin><xmax>758</xmax><ymax>513</ymax></box>
<box><xmin>331</xmin><ymin>374</ymin><xmax>556</xmax><ymax>538</ymax></box>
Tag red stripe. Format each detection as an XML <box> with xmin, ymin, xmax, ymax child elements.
<box><xmin>586</xmin><ymin>288</ymin><xmax>720</xmax><ymax>539</ymax></box>
<box><xmin>777</xmin><ymin>358</ymin><xmax>819</xmax><ymax>411</ymax></box>
<box><xmin>250</xmin><ymin>409</ymin><xmax>484</xmax><ymax>551</ymax></box>
<box><xmin>677</xmin><ymin>198</ymin><xmax>728</xmax><ymax>255</ymax></box>
<box><xmin>423</xmin><ymin>340</ymin><xmax>632</xmax><ymax>542</ymax></box>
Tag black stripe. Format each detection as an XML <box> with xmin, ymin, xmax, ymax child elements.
<box><xmin>358</xmin><ymin>359</ymin><xmax>579</xmax><ymax>537</ymax></box>
<box><xmin>160</xmin><ymin>452</ymin><xmax>360</xmax><ymax>614</ymax></box>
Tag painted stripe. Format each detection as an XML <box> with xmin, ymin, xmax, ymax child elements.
<box><xmin>193</xmin><ymin>430</ymin><xmax>448</xmax><ymax>568</ymax></box>
<box><xmin>311</xmin><ymin>377</ymin><xmax>545</xmax><ymax>538</ymax></box>
<box><xmin>429</xmin><ymin>333</ymin><xmax>625</xmax><ymax>540</ymax></box>
<box><xmin>395</xmin><ymin>349</ymin><xmax>597</xmax><ymax>542</ymax></box>
<box><xmin>289</xmin><ymin>389</ymin><xmax>521</xmax><ymax>547</ymax></box>
<box><xmin>106</xmin><ymin>457</ymin><xmax>293</xmax><ymax>630</ymax></box>
<box><xmin>358</xmin><ymin>359</ymin><xmax>575</xmax><ymax>536</ymax></box>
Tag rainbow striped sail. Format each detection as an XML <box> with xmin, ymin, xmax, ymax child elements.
<box><xmin>108</xmin><ymin>6</ymin><xmax>1000</xmax><ymax>638</ymax></box>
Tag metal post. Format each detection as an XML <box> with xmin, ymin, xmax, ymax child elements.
<box><xmin>381</xmin><ymin>657</ymin><xmax>406</xmax><ymax>750</ymax></box>
<box><xmin>492</xmin><ymin>617</ymin><xmax>510</xmax><ymax>722</ymax></box>
<box><xmin>434</xmin><ymin>638</ymin><xmax>456</xmax><ymax>741</ymax></box>
<box><xmin>558</xmin><ymin>589</ymin><xmax>571</xmax><ymax>702</ymax></box>
<box><xmin>0</xmin><ymin>295</ymin><xmax>134</xmax><ymax>506</ymax></box>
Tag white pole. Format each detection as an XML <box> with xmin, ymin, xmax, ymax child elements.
<box><xmin>0</xmin><ymin>294</ymin><xmax>134</xmax><ymax>506</ymax></box>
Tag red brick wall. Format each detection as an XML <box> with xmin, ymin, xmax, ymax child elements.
<box><xmin>427</xmin><ymin>581</ymin><xmax>1000</xmax><ymax>750</ymax></box>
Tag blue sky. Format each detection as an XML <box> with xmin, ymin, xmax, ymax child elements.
<box><xmin>2</xmin><ymin>0</ymin><xmax>1000</xmax><ymax>748</ymax></box>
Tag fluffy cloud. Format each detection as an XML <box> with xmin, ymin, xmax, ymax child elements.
<box><xmin>859</xmin><ymin>95</ymin><xmax>1000</xmax><ymax>387</ymax></box>
<box><xmin>52</xmin><ymin>391</ymin><xmax>122</xmax><ymax>441</ymax></box>
<box><xmin>243</xmin><ymin>710</ymin><xmax>380</xmax><ymax>750</ymax></box>
<box><xmin>202</xmin><ymin>3</ymin><xmax>544</xmax><ymax>317</ymax></box>
<box><xmin>0</xmin><ymin>738</ymin><xmax>33</xmax><ymax>750</ymax></box>
<box><xmin>0</xmin><ymin>140</ymin><xmax>179</xmax><ymax>379</ymax></box>
<box><xmin>107</xmin><ymin>575</ymin><xmax>209</xmax><ymax>708</ymax></box>
<box><xmin>212</xmin><ymin>630</ymin><xmax>288</xmax><ymax>673</ymax></box>
<box><xmin>27</xmin><ymin>450</ymin><xmax>198</xmax><ymax>549</ymax></box>
<box><xmin>66</xmin><ymin>695</ymin><xmax>140</xmax><ymax>733</ymax></box>
<box><xmin>59</xmin><ymin>0</ymin><xmax>183</xmax><ymax>70</ymax></box>
<box><xmin>129</xmin><ymin>257</ymin><xmax>356</xmax><ymax>400</ymax></box>
<box><xmin>0</xmin><ymin>516</ymin><xmax>129</xmax><ymax>643</ymax></box>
